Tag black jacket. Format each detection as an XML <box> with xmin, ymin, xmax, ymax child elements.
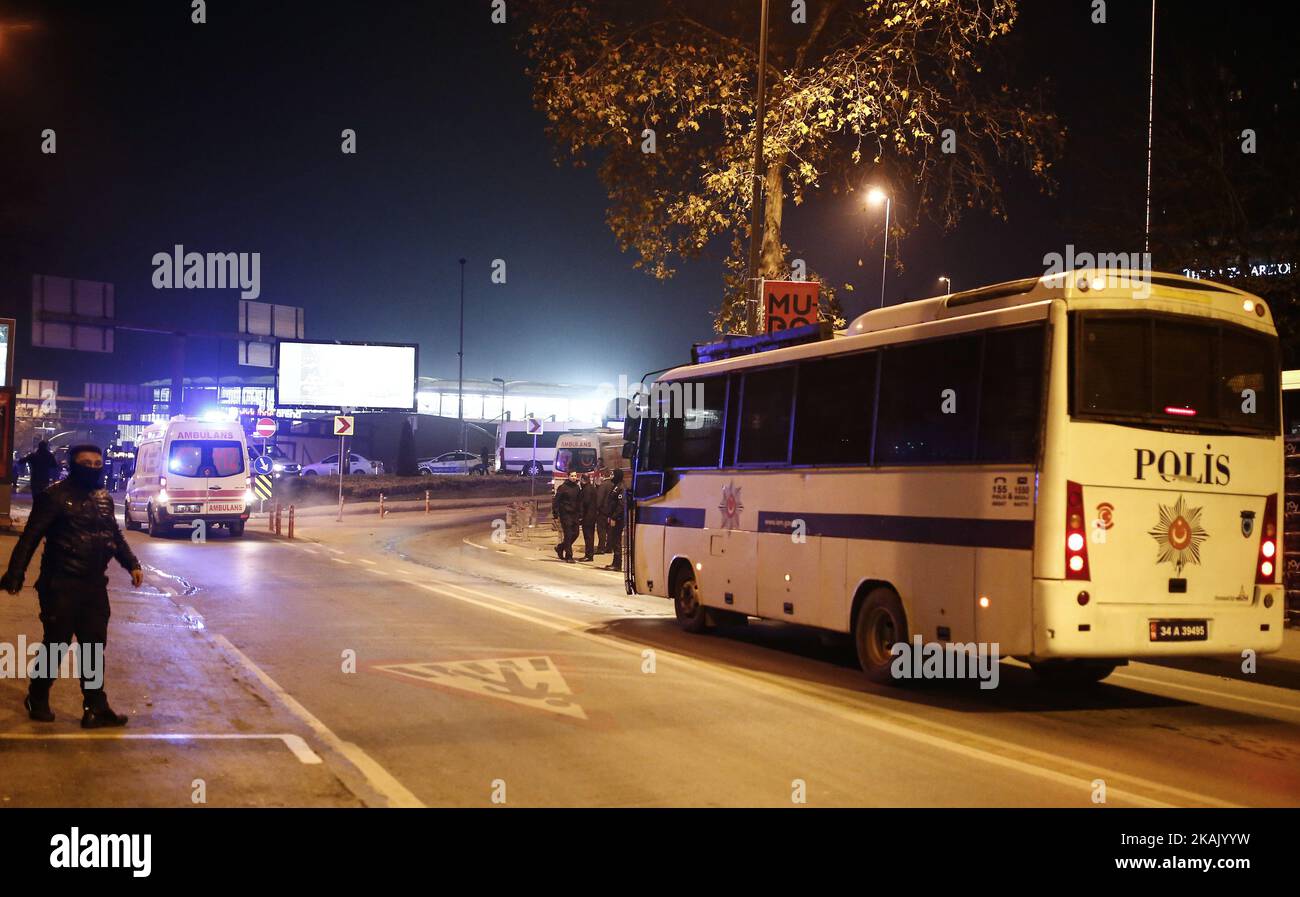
<box><xmin>579</xmin><ymin>483</ymin><xmax>601</xmax><ymax>524</ymax></box>
<box><xmin>552</xmin><ymin>480</ymin><xmax>582</xmax><ymax>522</ymax></box>
<box><xmin>4</xmin><ymin>479</ymin><xmax>140</xmax><ymax>589</ymax></box>
<box><xmin>604</xmin><ymin>483</ymin><xmax>626</xmax><ymax>522</ymax></box>
<box><xmin>20</xmin><ymin>448</ymin><xmax>58</xmax><ymax>488</ymax></box>
<box><xmin>594</xmin><ymin>480</ymin><xmax>614</xmax><ymax>520</ymax></box>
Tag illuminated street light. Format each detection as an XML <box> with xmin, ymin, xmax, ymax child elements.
<box><xmin>866</xmin><ymin>187</ymin><xmax>891</xmax><ymax>308</ymax></box>
<box><xmin>939</xmin><ymin>276</ymin><xmax>953</xmax><ymax>295</ymax></box>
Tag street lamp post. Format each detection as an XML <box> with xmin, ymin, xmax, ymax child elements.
<box><xmin>492</xmin><ymin>376</ymin><xmax>507</xmax><ymax>422</ymax></box>
<box><xmin>867</xmin><ymin>188</ymin><xmax>891</xmax><ymax>309</ymax></box>
<box><xmin>457</xmin><ymin>257</ymin><xmax>466</xmax><ymax>453</ymax></box>
<box><xmin>938</xmin><ymin>276</ymin><xmax>953</xmax><ymax>295</ymax></box>
<box><xmin>744</xmin><ymin>0</ymin><xmax>772</xmax><ymax>336</ymax></box>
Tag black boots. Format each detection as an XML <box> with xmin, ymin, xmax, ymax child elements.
<box><xmin>24</xmin><ymin>694</ymin><xmax>54</xmax><ymax>722</ymax></box>
<box><xmin>24</xmin><ymin>693</ymin><xmax>127</xmax><ymax>727</ymax></box>
<box><xmin>81</xmin><ymin>702</ymin><xmax>129</xmax><ymax>729</ymax></box>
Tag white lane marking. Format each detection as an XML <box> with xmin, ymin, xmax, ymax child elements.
<box><xmin>462</xmin><ymin>538</ymin><xmax>492</xmax><ymax>551</ymax></box>
<box><xmin>368</xmin><ymin>568</ymin><xmax>391</xmax><ymax>576</ymax></box>
<box><xmin>300</xmin><ymin>547</ymin><xmax>320</xmax><ymax>555</ymax></box>
<box><xmin>0</xmin><ymin>733</ymin><xmax>321</xmax><ymax>765</ymax></box>
<box><xmin>1111</xmin><ymin>671</ymin><xmax>1300</xmax><ymax>716</ymax></box>
<box><xmin>330</xmin><ymin>557</ymin><xmax>353</xmax><ymax>565</ymax></box>
<box><xmin>355</xmin><ymin>558</ymin><xmax>377</xmax><ymax>566</ymax></box>
<box><xmin>180</xmin><ymin>606</ymin><xmax>205</xmax><ymax>630</ymax></box>
<box><xmin>326</xmin><ymin>547</ymin><xmax>345</xmax><ymax>555</ymax></box>
<box><xmin>211</xmin><ymin>634</ymin><xmax>424</xmax><ymax>808</ymax></box>
<box><xmin>408</xmin><ymin>576</ymin><xmax>1234</xmax><ymax>809</ymax></box>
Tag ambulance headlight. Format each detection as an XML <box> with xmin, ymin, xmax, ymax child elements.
<box><xmin>244</xmin><ymin>490</ymin><xmax>255</xmax><ymax>503</ymax></box>
<box><xmin>158</xmin><ymin>489</ymin><xmax>170</xmax><ymax>503</ymax></box>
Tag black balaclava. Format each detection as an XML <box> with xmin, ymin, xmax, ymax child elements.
<box><xmin>68</xmin><ymin>444</ymin><xmax>106</xmax><ymax>491</ymax></box>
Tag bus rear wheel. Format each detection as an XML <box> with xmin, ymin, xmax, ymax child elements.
<box><xmin>853</xmin><ymin>587</ymin><xmax>907</xmax><ymax>685</ymax></box>
<box><xmin>1029</xmin><ymin>659</ymin><xmax>1117</xmax><ymax>686</ymax></box>
<box><xmin>672</xmin><ymin>571</ymin><xmax>708</xmax><ymax>633</ymax></box>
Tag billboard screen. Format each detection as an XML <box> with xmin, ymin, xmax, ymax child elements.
<box><xmin>276</xmin><ymin>340</ymin><xmax>418</xmax><ymax>411</ymax></box>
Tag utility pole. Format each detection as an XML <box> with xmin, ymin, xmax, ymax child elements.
<box><xmin>457</xmin><ymin>257</ymin><xmax>466</xmax><ymax>453</ymax></box>
<box><xmin>1143</xmin><ymin>0</ymin><xmax>1157</xmax><ymax>256</ymax></box>
<box><xmin>744</xmin><ymin>0</ymin><xmax>772</xmax><ymax>336</ymax></box>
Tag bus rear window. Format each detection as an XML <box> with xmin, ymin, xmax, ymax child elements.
<box><xmin>1073</xmin><ymin>313</ymin><xmax>1278</xmax><ymax>434</ymax></box>
<box><xmin>169</xmin><ymin>441</ymin><xmax>246</xmax><ymax>477</ymax></box>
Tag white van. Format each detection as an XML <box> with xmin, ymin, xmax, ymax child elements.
<box><xmin>125</xmin><ymin>416</ymin><xmax>253</xmax><ymax>537</ymax></box>
<box><xmin>496</xmin><ymin>419</ymin><xmax>593</xmax><ymax>475</ymax></box>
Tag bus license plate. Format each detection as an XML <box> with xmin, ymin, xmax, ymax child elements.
<box><xmin>1149</xmin><ymin>620</ymin><xmax>1208</xmax><ymax>642</ymax></box>
<box><xmin>207</xmin><ymin>503</ymin><xmax>244</xmax><ymax>513</ymax></box>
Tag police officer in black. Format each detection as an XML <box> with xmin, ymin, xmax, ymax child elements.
<box><xmin>604</xmin><ymin>469</ymin><xmax>627</xmax><ymax>571</ymax></box>
<box><xmin>552</xmin><ymin>470</ymin><xmax>582</xmax><ymax>563</ymax></box>
<box><xmin>2</xmin><ymin>444</ymin><xmax>143</xmax><ymax>727</ymax></box>
<box><xmin>19</xmin><ymin>441</ymin><xmax>58</xmax><ymax>495</ymax></box>
<box><xmin>579</xmin><ymin>474</ymin><xmax>602</xmax><ymax>561</ymax></box>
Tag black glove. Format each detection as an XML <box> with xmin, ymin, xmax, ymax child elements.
<box><xmin>1</xmin><ymin>572</ymin><xmax>23</xmax><ymax>595</ymax></box>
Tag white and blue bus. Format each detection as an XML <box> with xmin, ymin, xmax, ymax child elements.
<box><xmin>625</xmin><ymin>270</ymin><xmax>1283</xmax><ymax>685</ymax></box>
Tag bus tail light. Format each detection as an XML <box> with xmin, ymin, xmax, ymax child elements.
<box><xmin>1257</xmin><ymin>493</ymin><xmax>1278</xmax><ymax>584</ymax></box>
<box><xmin>1065</xmin><ymin>480</ymin><xmax>1091</xmax><ymax>580</ymax></box>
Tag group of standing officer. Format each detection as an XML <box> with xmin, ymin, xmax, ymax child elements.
<box><xmin>552</xmin><ymin>468</ymin><xmax>626</xmax><ymax>570</ymax></box>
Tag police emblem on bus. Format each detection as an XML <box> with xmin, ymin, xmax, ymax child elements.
<box><xmin>1241</xmin><ymin>510</ymin><xmax>1255</xmax><ymax>538</ymax></box>
<box><xmin>1148</xmin><ymin>496</ymin><xmax>1209</xmax><ymax>575</ymax></box>
<box><xmin>719</xmin><ymin>482</ymin><xmax>744</xmax><ymax>530</ymax></box>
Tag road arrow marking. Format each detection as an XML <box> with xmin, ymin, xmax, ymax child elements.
<box><xmin>373</xmin><ymin>656</ymin><xmax>586</xmax><ymax>719</ymax></box>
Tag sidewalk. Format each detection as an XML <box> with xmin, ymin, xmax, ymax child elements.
<box><xmin>0</xmin><ymin>528</ymin><xmax>359</xmax><ymax>807</ymax></box>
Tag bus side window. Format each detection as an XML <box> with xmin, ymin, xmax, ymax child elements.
<box><xmin>977</xmin><ymin>324</ymin><xmax>1046</xmax><ymax>463</ymax></box>
<box><xmin>736</xmin><ymin>367</ymin><xmax>796</xmax><ymax>464</ymax></box>
<box><xmin>722</xmin><ymin>374</ymin><xmax>742</xmax><ymax>466</ymax></box>
<box><xmin>876</xmin><ymin>335</ymin><xmax>980</xmax><ymax>464</ymax></box>
<box><xmin>666</xmin><ymin>376</ymin><xmax>726</xmax><ymax>469</ymax></box>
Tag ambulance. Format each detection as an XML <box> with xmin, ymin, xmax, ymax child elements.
<box><xmin>125</xmin><ymin>416</ymin><xmax>254</xmax><ymax>537</ymax></box>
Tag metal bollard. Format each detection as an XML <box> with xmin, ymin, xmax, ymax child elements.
<box><xmin>268</xmin><ymin>502</ymin><xmax>275</xmax><ymax>532</ymax></box>
<box><xmin>425</xmin><ymin>490</ymin><xmax>430</xmax><ymax>514</ymax></box>
<box><xmin>287</xmin><ymin>505</ymin><xmax>295</xmax><ymax>540</ymax></box>
<box><xmin>274</xmin><ymin>503</ymin><xmax>282</xmax><ymax>536</ymax></box>
<box><xmin>337</xmin><ymin>494</ymin><xmax>344</xmax><ymax>522</ymax></box>
<box><xmin>379</xmin><ymin>493</ymin><xmax>385</xmax><ymax>518</ymax></box>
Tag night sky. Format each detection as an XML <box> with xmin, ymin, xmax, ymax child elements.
<box><xmin>0</xmin><ymin>1</ymin><xmax>1291</xmax><ymax>389</ymax></box>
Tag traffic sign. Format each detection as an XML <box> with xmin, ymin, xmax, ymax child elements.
<box><xmin>526</xmin><ymin>417</ymin><xmax>543</xmax><ymax>436</ymax></box>
<box><xmin>253</xmin><ymin>474</ymin><xmax>273</xmax><ymax>501</ymax></box>
<box><xmin>251</xmin><ymin>454</ymin><xmax>273</xmax><ymax>476</ymax></box>
<box><xmin>334</xmin><ymin>415</ymin><xmax>354</xmax><ymax>436</ymax></box>
<box><xmin>254</xmin><ymin>417</ymin><xmax>276</xmax><ymax>439</ymax></box>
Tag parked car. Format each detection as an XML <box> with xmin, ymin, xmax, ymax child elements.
<box><xmin>248</xmin><ymin>444</ymin><xmax>301</xmax><ymax>479</ymax></box>
<box><xmin>418</xmin><ymin>451</ymin><xmax>487</xmax><ymax>476</ymax></box>
<box><xmin>300</xmin><ymin>453</ymin><xmax>384</xmax><ymax>476</ymax></box>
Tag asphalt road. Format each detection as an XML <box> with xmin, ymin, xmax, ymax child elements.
<box><xmin>4</xmin><ymin>504</ymin><xmax>1300</xmax><ymax>808</ymax></box>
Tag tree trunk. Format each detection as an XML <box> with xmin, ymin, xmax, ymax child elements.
<box><xmin>759</xmin><ymin>159</ymin><xmax>785</xmax><ymax>279</ymax></box>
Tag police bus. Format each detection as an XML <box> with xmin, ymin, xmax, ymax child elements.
<box><xmin>624</xmin><ymin>270</ymin><xmax>1283</xmax><ymax>684</ymax></box>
